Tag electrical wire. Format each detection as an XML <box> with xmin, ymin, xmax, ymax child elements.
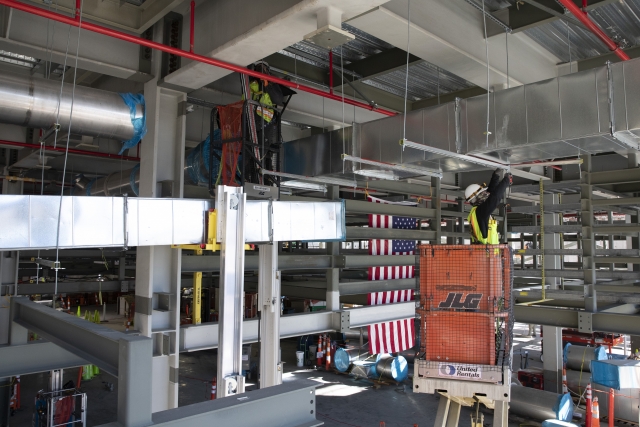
<box><xmin>341</xmin><ymin>45</ymin><xmax>345</xmax><ymax>174</ymax></box>
<box><xmin>505</xmin><ymin>29</ymin><xmax>510</xmax><ymax>88</ymax></box>
<box><xmin>402</xmin><ymin>0</ymin><xmax>411</xmax><ymax>143</ymax></box>
<box><xmin>481</xmin><ymin>0</ymin><xmax>490</xmax><ymax>148</ymax></box>
<box><xmin>567</xmin><ymin>20</ymin><xmax>573</xmax><ymax>73</ymax></box>
<box><xmin>53</xmin><ymin>0</ymin><xmax>84</xmax><ymax>302</ymax></box>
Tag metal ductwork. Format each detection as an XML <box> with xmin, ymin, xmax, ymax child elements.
<box><xmin>75</xmin><ymin>165</ymin><xmax>140</xmax><ymax>196</ymax></box>
<box><xmin>0</xmin><ymin>72</ymin><xmax>143</xmax><ymax>142</ymax></box>
<box><xmin>283</xmin><ymin>57</ymin><xmax>640</xmax><ymax>180</ymax></box>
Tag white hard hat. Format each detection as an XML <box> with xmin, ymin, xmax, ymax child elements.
<box><xmin>465</xmin><ymin>183</ymin><xmax>487</xmax><ymax>204</ymax></box>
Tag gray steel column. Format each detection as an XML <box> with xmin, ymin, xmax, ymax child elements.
<box><xmin>217</xmin><ymin>186</ymin><xmax>246</xmax><ymax>397</ymax></box>
<box><xmin>542</xmin><ymin>325</ymin><xmax>563</xmax><ymax>393</ymax></box>
<box><xmin>117</xmin><ymin>336</ymin><xmax>153</xmax><ymax>427</ymax></box>
<box><xmin>258</xmin><ymin>244</ymin><xmax>282</xmax><ymax>388</ymax></box>
<box><xmin>0</xmin><ymin>169</ymin><xmax>22</xmax><ymax>427</ymax></box>
<box><xmin>326</xmin><ymin>185</ymin><xmax>340</xmax><ymax>310</ymax></box>
<box><xmin>542</xmin><ymin>194</ymin><xmax>562</xmax><ymax>392</ymax></box>
<box><xmin>135</xmin><ymin>19</ymin><xmax>187</xmax><ymax>412</ymax></box>
<box><xmin>543</xmin><ymin>194</ymin><xmax>560</xmax><ymax>290</ymax></box>
<box><xmin>431</xmin><ymin>177</ymin><xmax>441</xmax><ymax>244</ymax></box>
<box><xmin>581</xmin><ymin>154</ymin><xmax>597</xmax><ymax>312</ymax></box>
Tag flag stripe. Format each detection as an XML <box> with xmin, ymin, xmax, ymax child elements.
<box><xmin>367</xmin><ymin>195</ymin><xmax>418</xmax><ymax>355</ymax></box>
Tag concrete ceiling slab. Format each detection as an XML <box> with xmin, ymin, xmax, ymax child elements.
<box><xmin>347</xmin><ymin>0</ymin><xmax>562</xmax><ymax>89</ymax></box>
<box><xmin>162</xmin><ymin>0</ymin><xmax>389</xmax><ymax>90</ymax></box>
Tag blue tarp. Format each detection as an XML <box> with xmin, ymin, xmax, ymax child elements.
<box><xmin>185</xmin><ymin>130</ymin><xmax>239</xmax><ymax>186</ymax></box>
<box><xmin>553</xmin><ymin>393</ymin><xmax>574</xmax><ymax>421</ymax></box>
<box><xmin>591</xmin><ymin>359</ymin><xmax>640</xmax><ymax>390</ymax></box>
<box><xmin>118</xmin><ymin>93</ymin><xmax>147</xmax><ymax>155</ymax></box>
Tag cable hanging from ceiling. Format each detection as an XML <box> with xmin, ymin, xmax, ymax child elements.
<box><xmin>53</xmin><ymin>0</ymin><xmax>85</xmax><ymax>302</ymax></box>
<box><xmin>481</xmin><ymin>0</ymin><xmax>491</xmax><ymax>149</ymax></box>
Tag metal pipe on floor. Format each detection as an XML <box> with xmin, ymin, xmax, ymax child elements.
<box><xmin>566</xmin><ymin>368</ymin><xmax>590</xmax><ymax>392</ymax></box>
<box><xmin>565</xmin><ymin>344</ymin><xmax>607</xmax><ymax>372</ymax></box>
<box><xmin>510</xmin><ymin>385</ymin><xmax>573</xmax><ymax>421</ymax></box>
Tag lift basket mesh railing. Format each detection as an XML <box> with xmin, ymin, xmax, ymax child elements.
<box><xmin>417</xmin><ymin>245</ymin><xmax>513</xmax><ymax>376</ymax></box>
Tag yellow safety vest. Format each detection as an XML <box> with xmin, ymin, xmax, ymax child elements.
<box><xmin>468</xmin><ymin>206</ymin><xmax>499</xmax><ymax>245</ymax></box>
<box><xmin>249</xmin><ymin>81</ymin><xmax>274</xmax><ymax>123</ymax></box>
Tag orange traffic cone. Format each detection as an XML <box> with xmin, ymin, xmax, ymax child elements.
<box><xmin>316</xmin><ymin>336</ymin><xmax>324</xmax><ymax>367</ymax></box>
<box><xmin>210</xmin><ymin>377</ymin><xmax>217</xmax><ymax>400</ymax></box>
<box><xmin>325</xmin><ymin>337</ymin><xmax>331</xmax><ymax>370</ymax></box>
<box><xmin>586</xmin><ymin>383</ymin><xmax>593</xmax><ymax>427</ymax></box>
<box><xmin>592</xmin><ymin>397</ymin><xmax>600</xmax><ymax>427</ymax></box>
<box><xmin>562</xmin><ymin>365</ymin><xmax>568</xmax><ymax>394</ymax></box>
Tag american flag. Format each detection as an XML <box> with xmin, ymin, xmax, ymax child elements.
<box><xmin>369</xmin><ymin>239</ymin><xmax>416</xmax><ymax>255</ymax></box>
<box><xmin>366</xmin><ymin>195</ymin><xmax>417</xmax><ymax>355</ymax></box>
<box><xmin>368</xmin><ymin>290</ymin><xmax>415</xmax><ymax>354</ymax></box>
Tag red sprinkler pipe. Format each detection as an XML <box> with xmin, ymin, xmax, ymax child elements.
<box><xmin>329</xmin><ymin>50</ymin><xmax>334</xmax><ymax>95</ymax></box>
<box><xmin>74</xmin><ymin>0</ymin><xmax>80</xmax><ymax>21</ymax></box>
<box><xmin>0</xmin><ymin>139</ymin><xmax>141</xmax><ymax>162</ymax></box>
<box><xmin>557</xmin><ymin>0</ymin><xmax>630</xmax><ymax>61</ymax></box>
<box><xmin>189</xmin><ymin>0</ymin><xmax>195</xmax><ymax>53</ymax></box>
<box><xmin>0</xmin><ymin>0</ymin><xmax>397</xmax><ymax>117</ymax></box>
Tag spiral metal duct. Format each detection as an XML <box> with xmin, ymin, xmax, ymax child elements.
<box><xmin>564</xmin><ymin>344</ymin><xmax>607</xmax><ymax>372</ymax></box>
<box><xmin>510</xmin><ymin>385</ymin><xmax>574</xmax><ymax>422</ymax></box>
<box><xmin>0</xmin><ymin>72</ymin><xmax>142</xmax><ymax>141</ymax></box>
<box><xmin>75</xmin><ymin>165</ymin><xmax>140</xmax><ymax>196</ymax></box>
<box><xmin>373</xmin><ymin>355</ymin><xmax>408</xmax><ymax>382</ymax></box>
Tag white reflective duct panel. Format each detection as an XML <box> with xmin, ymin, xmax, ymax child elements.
<box><xmin>0</xmin><ymin>196</ymin><xmax>211</xmax><ymax>250</ymax></box>
<box><xmin>244</xmin><ymin>200</ymin><xmax>346</xmax><ymax>243</ymax></box>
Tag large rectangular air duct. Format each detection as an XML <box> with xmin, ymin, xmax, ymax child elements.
<box><xmin>283</xmin><ymin>58</ymin><xmax>640</xmax><ymax>179</ymax></box>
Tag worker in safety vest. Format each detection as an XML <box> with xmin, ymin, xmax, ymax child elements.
<box><xmin>248</xmin><ymin>61</ymin><xmax>280</xmax><ymax>124</ymax></box>
<box><xmin>465</xmin><ymin>169</ymin><xmax>512</xmax><ymax>244</ymax></box>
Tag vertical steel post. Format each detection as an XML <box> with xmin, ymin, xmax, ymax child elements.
<box><xmin>0</xmin><ymin>168</ymin><xmax>23</xmax><ymax>427</ymax></box>
<box><xmin>542</xmin><ymin>193</ymin><xmax>562</xmax><ymax>393</ymax></box>
<box><xmin>117</xmin><ymin>336</ymin><xmax>153</xmax><ymax>427</ymax></box>
<box><xmin>258</xmin><ymin>243</ymin><xmax>282</xmax><ymax>388</ymax></box>
<box><xmin>581</xmin><ymin>154</ymin><xmax>597</xmax><ymax>312</ymax></box>
<box><xmin>431</xmin><ymin>177</ymin><xmax>441</xmax><ymax>244</ymax></box>
<box><xmin>217</xmin><ymin>185</ymin><xmax>246</xmax><ymax>397</ymax></box>
<box><xmin>326</xmin><ymin>185</ymin><xmax>340</xmax><ymax>311</ymax></box>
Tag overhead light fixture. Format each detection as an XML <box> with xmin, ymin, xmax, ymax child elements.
<box><xmin>511</xmin><ymin>158</ymin><xmax>583</xmax><ymax>168</ymax></box>
<box><xmin>353</xmin><ymin>169</ymin><xmax>399</xmax><ymax>180</ymax></box>
<box><xmin>399</xmin><ymin>139</ymin><xmax>510</xmax><ymax>170</ymax></box>
<box><xmin>280</xmin><ymin>180</ymin><xmax>327</xmax><ymax>193</ymax></box>
<box><xmin>342</xmin><ymin>154</ymin><xmax>443</xmax><ymax>179</ymax></box>
<box><xmin>261</xmin><ymin>170</ymin><xmax>357</xmax><ymax>188</ymax></box>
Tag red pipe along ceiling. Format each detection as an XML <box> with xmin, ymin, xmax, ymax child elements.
<box><xmin>557</xmin><ymin>0</ymin><xmax>630</xmax><ymax>61</ymax></box>
<box><xmin>0</xmin><ymin>140</ymin><xmax>141</xmax><ymax>162</ymax></box>
<box><xmin>0</xmin><ymin>0</ymin><xmax>396</xmax><ymax>117</ymax></box>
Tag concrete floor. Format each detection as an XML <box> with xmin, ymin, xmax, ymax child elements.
<box><xmin>10</xmin><ymin>304</ymin><xmax>599</xmax><ymax>427</ymax></box>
